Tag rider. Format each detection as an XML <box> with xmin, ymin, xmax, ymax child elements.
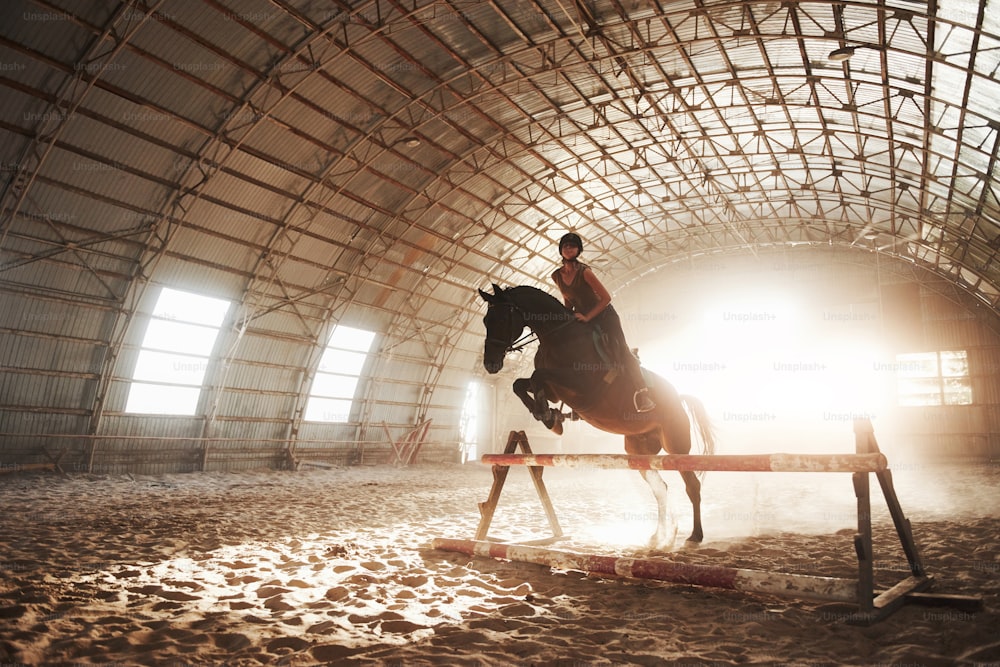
<box><xmin>550</xmin><ymin>232</ymin><xmax>656</xmax><ymax>413</ymax></box>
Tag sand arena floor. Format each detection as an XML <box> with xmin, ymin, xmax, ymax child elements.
<box><xmin>0</xmin><ymin>459</ymin><xmax>998</xmax><ymax>666</ymax></box>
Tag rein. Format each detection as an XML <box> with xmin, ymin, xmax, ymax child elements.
<box><xmin>494</xmin><ymin>300</ymin><xmax>576</xmax><ymax>353</ymax></box>
<box><xmin>507</xmin><ymin>330</ymin><xmax>537</xmax><ymax>353</ymax></box>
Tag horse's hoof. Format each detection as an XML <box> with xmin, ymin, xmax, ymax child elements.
<box><xmin>648</xmin><ymin>527</ymin><xmax>678</xmax><ymax>551</ymax></box>
<box><xmin>685</xmin><ymin>532</ymin><xmax>704</xmax><ymax>543</ymax></box>
<box><xmin>545</xmin><ymin>409</ymin><xmax>564</xmax><ymax>434</ymax></box>
<box><xmin>647</xmin><ymin>538</ymin><xmax>674</xmax><ymax>552</ymax></box>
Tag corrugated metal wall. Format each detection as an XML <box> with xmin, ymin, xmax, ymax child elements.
<box><xmin>1</xmin><ymin>262</ymin><xmax>482</xmax><ymax>473</ymax></box>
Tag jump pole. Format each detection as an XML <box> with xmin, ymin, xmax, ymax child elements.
<box><xmin>480</xmin><ymin>452</ymin><xmax>888</xmax><ymax>473</ymax></box>
<box><xmin>433</xmin><ymin>537</ymin><xmax>859</xmax><ymax>603</ymax></box>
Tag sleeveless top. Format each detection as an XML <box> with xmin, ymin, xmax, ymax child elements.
<box><xmin>551</xmin><ymin>262</ymin><xmax>601</xmax><ymax>316</ymax></box>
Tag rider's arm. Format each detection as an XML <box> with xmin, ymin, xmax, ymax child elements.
<box><xmin>577</xmin><ymin>268</ymin><xmax>612</xmax><ymax>322</ymax></box>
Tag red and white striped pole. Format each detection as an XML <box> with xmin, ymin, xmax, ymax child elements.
<box><xmin>433</xmin><ymin>538</ymin><xmax>859</xmax><ymax>603</ymax></box>
<box><xmin>479</xmin><ymin>452</ymin><xmax>887</xmax><ymax>473</ymax></box>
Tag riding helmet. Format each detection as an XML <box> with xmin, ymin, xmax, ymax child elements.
<box><xmin>559</xmin><ymin>232</ymin><xmax>583</xmax><ymax>254</ymax></box>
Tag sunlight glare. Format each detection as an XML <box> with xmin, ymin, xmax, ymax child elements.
<box><xmin>640</xmin><ymin>290</ymin><xmax>884</xmax><ymax>454</ymax></box>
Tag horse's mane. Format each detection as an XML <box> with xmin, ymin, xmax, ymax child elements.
<box><xmin>504</xmin><ymin>285</ymin><xmax>571</xmax><ymax>314</ymax></box>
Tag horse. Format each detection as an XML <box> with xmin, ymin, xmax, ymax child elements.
<box><xmin>477</xmin><ymin>283</ymin><xmax>716</xmax><ymax>547</ymax></box>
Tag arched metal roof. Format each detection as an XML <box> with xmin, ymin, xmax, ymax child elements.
<box><xmin>1</xmin><ymin>0</ymin><xmax>998</xmax><ymax>465</ymax></box>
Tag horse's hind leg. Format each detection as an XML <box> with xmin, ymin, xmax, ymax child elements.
<box><xmin>679</xmin><ymin>470</ymin><xmax>703</xmax><ymax>543</ymax></box>
<box><xmin>658</xmin><ymin>393</ymin><xmax>704</xmax><ymax>543</ymax></box>
<box><xmin>639</xmin><ymin>469</ymin><xmax>677</xmax><ymax>549</ymax></box>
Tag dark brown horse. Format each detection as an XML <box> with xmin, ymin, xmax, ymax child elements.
<box><xmin>478</xmin><ymin>283</ymin><xmax>715</xmax><ymax>546</ymax></box>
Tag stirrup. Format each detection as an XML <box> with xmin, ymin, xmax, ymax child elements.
<box><xmin>633</xmin><ymin>389</ymin><xmax>655</xmax><ymax>413</ymax></box>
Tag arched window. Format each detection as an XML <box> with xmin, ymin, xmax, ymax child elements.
<box><xmin>304</xmin><ymin>325</ymin><xmax>376</xmax><ymax>422</ymax></box>
<box><xmin>126</xmin><ymin>287</ymin><xmax>230</xmax><ymax>415</ymax></box>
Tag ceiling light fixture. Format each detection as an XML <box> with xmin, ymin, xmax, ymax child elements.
<box><xmin>828</xmin><ymin>46</ymin><xmax>857</xmax><ymax>62</ymax></box>
<box><xmin>827</xmin><ymin>44</ymin><xmax>881</xmax><ymax>62</ymax></box>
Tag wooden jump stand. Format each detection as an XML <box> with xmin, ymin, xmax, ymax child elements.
<box><xmin>382</xmin><ymin>419</ymin><xmax>432</xmax><ymax>467</ymax></box>
<box><xmin>439</xmin><ymin>419</ymin><xmax>982</xmax><ymax>625</ymax></box>
<box><xmin>851</xmin><ymin>418</ymin><xmax>927</xmax><ymax>623</ymax></box>
<box><xmin>475</xmin><ymin>430</ymin><xmax>564</xmax><ymax>544</ymax></box>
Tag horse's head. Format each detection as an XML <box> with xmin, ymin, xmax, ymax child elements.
<box><xmin>477</xmin><ymin>283</ymin><xmax>526</xmax><ymax>374</ymax></box>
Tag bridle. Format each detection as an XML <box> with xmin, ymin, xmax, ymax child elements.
<box><xmin>484</xmin><ymin>301</ymin><xmax>529</xmax><ymax>354</ymax></box>
<box><xmin>485</xmin><ymin>300</ymin><xmax>574</xmax><ymax>354</ymax></box>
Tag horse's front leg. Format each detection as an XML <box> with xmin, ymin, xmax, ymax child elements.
<box><xmin>512</xmin><ymin>377</ymin><xmax>536</xmax><ymax>416</ymax></box>
<box><xmin>512</xmin><ymin>375</ymin><xmax>563</xmax><ymax>434</ymax></box>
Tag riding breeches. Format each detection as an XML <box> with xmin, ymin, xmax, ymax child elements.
<box><xmin>591</xmin><ymin>305</ymin><xmax>647</xmax><ymax>390</ymax></box>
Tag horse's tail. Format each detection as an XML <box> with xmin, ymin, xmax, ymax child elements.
<box><xmin>680</xmin><ymin>394</ymin><xmax>716</xmax><ymax>458</ymax></box>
